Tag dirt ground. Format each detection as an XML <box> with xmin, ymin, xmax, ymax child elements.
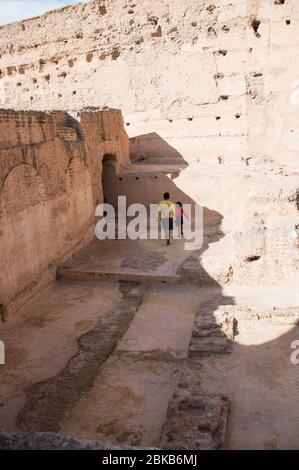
<box><xmin>1</xmin><ymin>274</ymin><xmax>299</xmax><ymax>449</ymax></box>
<box><xmin>0</xmin><ymin>280</ymin><xmax>121</xmax><ymax>430</ymax></box>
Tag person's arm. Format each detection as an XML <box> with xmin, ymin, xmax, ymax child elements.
<box><xmin>170</xmin><ymin>203</ymin><xmax>176</xmax><ymax>219</ymax></box>
<box><xmin>157</xmin><ymin>202</ymin><xmax>161</xmax><ymax>220</ymax></box>
<box><xmin>182</xmin><ymin>208</ymin><xmax>189</xmax><ymax>219</ymax></box>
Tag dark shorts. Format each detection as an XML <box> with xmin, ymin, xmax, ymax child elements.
<box><xmin>162</xmin><ymin>218</ymin><xmax>173</xmax><ymax>231</ymax></box>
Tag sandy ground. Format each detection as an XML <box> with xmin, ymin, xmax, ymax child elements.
<box><xmin>1</xmin><ymin>276</ymin><xmax>299</xmax><ymax>449</ymax></box>
<box><xmin>199</xmin><ymin>321</ymin><xmax>299</xmax><ymax>449</ymax></box>
<box><xmin>59</xmin><ymin>236</ymin><xmax>192</xmax><ymax>278</ymax></box>
<box><xmin>0</xmin><ymin>280</ymin><xmax>120</xmax><ymax>430</ymax></box>
<box><xmin>61</xmin><ymin>355</ymin><xmax>179</xmax><ymax>447</ymax></box>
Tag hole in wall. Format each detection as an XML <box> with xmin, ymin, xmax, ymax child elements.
<box><xmin>235</xmin><ymin>113</ymin><xmax>241</xmax><ymax>119</ymax></box>
<box><xmin>222</xmin><ymin>25</ymin><xmax>230</xmax><ymax>32</ymax></box>
<box><xmin>288</xmin><ymin>188</ymin><xmax>299</xmax><ymax>209</ymax></box>
<box><xmin>188</xmin><ymin>117</ymin><xmax>193</xmax><ymax>121</ymax></box>
<box><xmin>99</xmin><ymin>5</ymin><xmax>107</xmax><ymax>15</ymax></box>
<box><xmin>216</xmin><ymin>116</ymin><xmax>221</xmax><ymax>120</ymax></box>
<box><xmin>208</xmin><ymin>26</ymin><xmax>217</xmax><ymax>37</ymax></box>
<box><xmin>245</xmin><ymin>255</ymin><xmax>261</xmax><ymax>262</ymax></box>
<box><xmin>151</xmin><ymin>25</ymin><xmax>162</xmax><ymax>38</ymax></box>
<box><xmin>214</xmin><ymin>49</ymin><xmax>227</xmax><ymax>56</ymax></box>
<box><xmin>148</xmin><ymin>15</ymin><xmax>159</xmax><ymax>26</ymax></box>
<box><xmin>286</xmin><ymin>19</ymin><xmax>291</xmax><ymax>25</ymax></box>
<box><xmin>251</xmin><ymin>18</ymin><xmax>261</xmax><ymax>37</ymax></box>
<box><xmin>7</xmin><ymin>67</ymin><xmax>16</xmax><ymax>76</ymax></box>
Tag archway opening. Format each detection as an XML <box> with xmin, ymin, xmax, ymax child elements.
<box><xmin>102</xmin><ymin>154</ymin><xmax>118</xmax><ymax>208</ymax></box>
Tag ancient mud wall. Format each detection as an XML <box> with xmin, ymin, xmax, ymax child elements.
<box><xmin>0</xmin><ymin>107</ymin><xmax>130</xmax><ymax>308</ymax></box>
<box><xmin>0</xmin><ymin>0</ymin><xmax>298</xmax><ymax>164</ymax></box>
<box><xmin>0</xmin><ymin>0</ymin><xmax>298</xmax><ymax>286</ymax></box>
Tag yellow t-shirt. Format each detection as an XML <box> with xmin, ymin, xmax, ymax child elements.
<box><xmin>157</xmin><ymin>199</ymin><xmax>176</xmax><ymax>219</ymax></box>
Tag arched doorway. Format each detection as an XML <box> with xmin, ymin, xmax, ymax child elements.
<box><xmin>102</xmin><ymin>154</ymin><xmax>118</xmax><ymax>208</ymax></box>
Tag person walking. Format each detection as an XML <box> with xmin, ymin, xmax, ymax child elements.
<box><xmin>157</xmin><ymin>192</ymin><xmax>176</xmax><ymax>245</ymax></box>
<box><xmin>175</xmin><ymin>201</ymin><xmax>188</xmax><ymax>237</ymax></box>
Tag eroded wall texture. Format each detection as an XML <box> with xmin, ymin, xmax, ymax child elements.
<box><xmin>0</xmin><ymin>108</ymin><xmax>130</xmax><ymax>306</ymax></box>
<box><xmin>0</xmin><ymin>0</ymin><xmax>298</xmax><ymax>286</ymax></box>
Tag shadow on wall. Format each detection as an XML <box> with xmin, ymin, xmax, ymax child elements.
<box><xmin>117</xmin><ymin>132</ymin><xmax>220</xmax><ymax>226</ymax></box>
<box><xmin>130</xmin><ymin>132</ymin><xmax>188</xmax><ymax>166</ymax></box>
<box><xmin>104</xmin><ymin>130</ymin><xmax>235</xmax><ymax>321</ymax></box>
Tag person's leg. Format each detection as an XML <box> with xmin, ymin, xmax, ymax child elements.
<box><xmin>175</xmin><ymin>217</ymin><xmax>180</xmax><ymax>237</ymax></box>
<box><xmin>162</xmin><ymin>218</ymin><xmax>170</xmax><ymax>245</ymax></box>
<box><xmin>168</xmin><ymin>218</ymin><xmax>173</xmax><ymax>245</ymax></box>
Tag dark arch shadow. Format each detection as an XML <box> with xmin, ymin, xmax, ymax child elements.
<box><xmin>102</xmin><ymin>153</ymin><xmax>118</xmax><ymax>208</ymax></box>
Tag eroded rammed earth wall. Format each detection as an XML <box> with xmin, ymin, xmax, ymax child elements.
<box><xmin>0</xmin><ymin>108</ymin><xmax>129</xmax><ymax>308</ymax></box>
<box><xmin>0</xmin><ymin>0</ymin><xmax>298</xmax><ymax>287</ymax></box>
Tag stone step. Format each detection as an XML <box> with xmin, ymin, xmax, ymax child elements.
<box><xmin>189</xmin><ymin>335</ymin><xmax>232</xmax><ymax>354</ymax></box>
<box><xmin>189</xmin><ymin>300</ymin><xmax>235</xmax><ymax>354</ymax></box>
<box><xmin>161</xmin><ymin>382</ymin><xmax>230</xmax><ymax>450</ymax></box>
<box><xmin>57</xmin><ymin>267</ymin><xmax>180</xmax><ymax>284</ymax></box>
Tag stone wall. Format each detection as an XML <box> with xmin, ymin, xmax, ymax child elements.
<box><xmin>0</xmin><ymin>0</ymin><xmax>298</xmax><ymax>287</ymax></box>
<box><xmin>0</xmin><ymin>0</ymin><xmax>298</xmax><ymax>166</ymax></box>
<box><xmin>0</xmin><ymin>107</ymin><xmax>130</xmax><ymax>309</ymax></box>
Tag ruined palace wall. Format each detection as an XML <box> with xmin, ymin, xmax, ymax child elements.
<box><xmin>0</xmin><ymin>0</ymin><xmax>298</xmax><ymax>167</ymax></box>
<box><xmin>0</xmin><ymin>108</ymin><xmax>129</xmax><ymax>306</ymax></box>
<box><xmin>0</xmin><ymin>0</ymin><xmax>298</xmax><ymax>286</ymax></box>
